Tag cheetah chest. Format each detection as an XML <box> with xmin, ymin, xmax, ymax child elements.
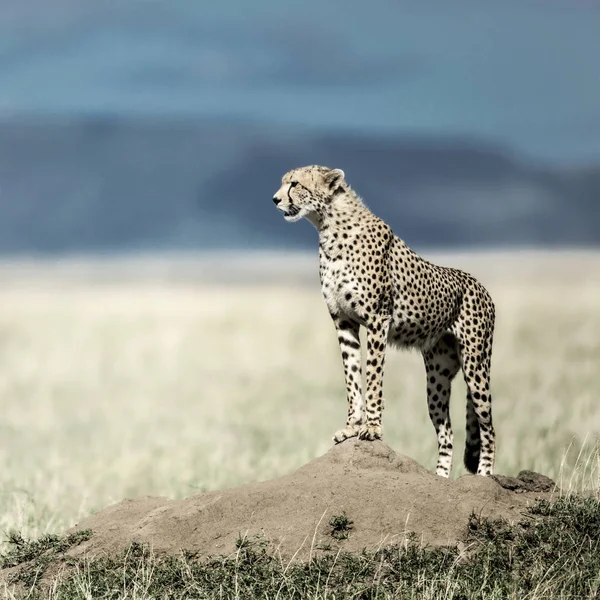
<box><xmin>319</xmin><ymin>253</ymin><xmax>363</xmax><ymax>318</ymax></box>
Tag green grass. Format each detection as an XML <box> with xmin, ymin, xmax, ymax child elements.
<box><xmin>3</xmin><ymin>496</ymin><xmax>600</xmax><ymax>599</ymax></box>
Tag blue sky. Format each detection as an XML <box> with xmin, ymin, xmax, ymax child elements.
<box><xmin>1</xmin><ymin>0</ymin><xmax>599</xmax><ymax>164</ymax></box>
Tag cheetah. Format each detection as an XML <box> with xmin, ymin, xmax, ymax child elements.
<box><xmin>272</xmin><ymin>165</ymin><xmax>496</xmax><ymax>477</ymax></box>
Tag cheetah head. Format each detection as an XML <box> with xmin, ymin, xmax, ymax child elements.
<box><xmin>272</xmin><ymin>165</ymin><xmax>345</xmax><ymax>223</ymax></box>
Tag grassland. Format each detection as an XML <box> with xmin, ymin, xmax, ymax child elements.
<box><xmin>1</xmin><ymin>250</ymin><xmax>600</xmax><ymax>597</ymax></box>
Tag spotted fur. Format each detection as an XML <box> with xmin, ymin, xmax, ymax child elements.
<box><xmin>272</xmin><ymin>166</ymin><xmax>496</xmax><ymax>477</ymax></box>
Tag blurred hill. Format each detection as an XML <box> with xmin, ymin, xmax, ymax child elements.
<box><xmin>0</xmin><ymin>118</ymin><xmax>597</xmax><ymax>255</ymax></box>
<box><xmin>1</xmin><ymin>1</ymin><xmax>599</xmax><ymax>254</ymax></box>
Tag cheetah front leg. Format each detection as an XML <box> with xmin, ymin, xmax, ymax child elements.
<box><xmin>358</xmin><ymin>315</ymin><xmax>390</xmax><ymax>441</ymax></box>
<box><xmin>331</xmin><ymin>315</ymin><xmax>364</xmax><ymax>443</ymax></box>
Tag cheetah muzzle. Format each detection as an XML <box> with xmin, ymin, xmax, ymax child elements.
<box><xmin>272</xmin><ymin>165</ymin><xmax>497</xmax><ymax>478</ymax></box>
<box><xmin>283</xmin><ymin>205</ymin><xmax>300</xmax><ymax>221</ymax></box>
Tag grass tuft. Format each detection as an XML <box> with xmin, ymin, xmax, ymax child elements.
<box><xmin>328</xmin><ymin>512</ymin><xmax>354</xmax><ymax>540</ymax></box>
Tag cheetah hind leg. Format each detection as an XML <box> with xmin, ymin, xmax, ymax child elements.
<box><xmin>461</xmin><ymin>347</ymin><xmax>495</xmax><ymax>476</ymax></box>
<box><xmin>422</xmin><ymin>333</ymin><xmax>461</xmax><ymax>477</ymax></box>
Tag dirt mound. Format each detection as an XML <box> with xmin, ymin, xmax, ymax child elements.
<box><xmin>53</xmin><ymin>440</ymin><xmax>554</xmax><ymax>562</ymax></box>
<box><xmin>0</xmin><ymin>440</ymin><xmax>559</xmax><ymax>593</ymax></box>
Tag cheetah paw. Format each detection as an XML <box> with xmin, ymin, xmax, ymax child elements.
<box><xmin>358</xmin><ymin>424</ymin><xmax>382</xmax><ymax>441</ymax></box>
<box><xmin>333</xmin><ymin>425</ymin><xmax>360</xmax><ymax>444</ymax></box>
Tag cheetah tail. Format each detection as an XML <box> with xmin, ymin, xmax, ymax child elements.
<box><xmin>463</xmin><ymin>394</ymin><xmax>481</xmax><ymax>474</ymax></box>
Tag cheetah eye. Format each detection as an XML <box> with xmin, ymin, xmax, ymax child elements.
<box><xmin>290</xmin><ymin>181</ymin><xmax>298</xmax><ymax>188</ymax></box>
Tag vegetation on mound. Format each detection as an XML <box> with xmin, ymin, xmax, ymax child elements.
<box><xmin>3</xmin><ymin>496</ymin><xmax>600</xmax><ymax>599</ymax></box>
<box><xmin>329</xmin><ymin>512</ymin><xmax>354</xmax><ymax>541</ymax></box>
<box><xmin>0</xmin><ymin>529</ymin><xmax>92</xmax><ymax>588</ymax></box>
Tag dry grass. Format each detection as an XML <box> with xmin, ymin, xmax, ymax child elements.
<box><xmin>0</xmin><ymin>250</ymin><xmax>599</xmax><ymax>547</ymax></box>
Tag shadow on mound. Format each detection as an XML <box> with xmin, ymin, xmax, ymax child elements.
<box><xmin>55</xmin><ymin>440</ymin><xmax>556</xmax><ymax>562</ymax></box>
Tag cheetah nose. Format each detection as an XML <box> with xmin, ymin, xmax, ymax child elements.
<box><xmin>273</xmin><ymin>197</ymin><xmax>281</xmax><ymax>205</ymax></box>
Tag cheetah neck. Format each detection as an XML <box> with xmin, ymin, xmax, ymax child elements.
<box><xmin>315</xmin><ymin>190</ymin><xmax>371</xmax><ymax>234</ymax></box>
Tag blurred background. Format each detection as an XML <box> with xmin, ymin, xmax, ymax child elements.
<box><xmin>1</xmin><ymin>0</ymin><xmax>599</xmax><ymax>256</ymax></box>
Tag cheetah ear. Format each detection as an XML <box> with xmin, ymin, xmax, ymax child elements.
<box><xmin>324</xmin><ymin>168</ymin><xmax>345</xmax><ymax>189</ymax></box>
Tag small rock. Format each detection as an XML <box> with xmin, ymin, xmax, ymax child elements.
<box><xmin>492</xmin><ymin>470</ymin><xmax>557</xmax><ymax>493</ymax></box>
